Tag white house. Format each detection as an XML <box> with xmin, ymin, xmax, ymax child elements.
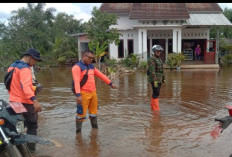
<box><xmin>98</xmin><ymin>3</ymin><xmax>232</xmax><ymax>64</ymax></box>
<box><xmin>74</xmin><ymin>3</ymin><xmax>232</xmax><ymax>65</ymax></box>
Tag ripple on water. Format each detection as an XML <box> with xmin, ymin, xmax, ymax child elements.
<box><xmin>2</xmin><ymin>68</ymin><xmax>232</xmax><ymax>157</ymax></box>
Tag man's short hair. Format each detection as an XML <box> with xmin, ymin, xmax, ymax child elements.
<box><xmin>82</xmin><ymin>50</ymin><xmax>94</xmax><ymax>57</ymax></box>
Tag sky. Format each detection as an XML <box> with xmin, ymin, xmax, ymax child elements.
<box><xmin>0</xmin><ymin>3</ymin><xmax>231</xmax><ymax>24</ymax></box>
<box><xmin>0</xmin><ymin>3</ymin><xmax>102</xmax><ymax>24</ymax></box>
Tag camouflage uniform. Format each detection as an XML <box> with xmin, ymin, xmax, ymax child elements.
<box><xmin>147</xmin><ymin>55</ymin><xmax>165</xmax><ymax>84</ymax></box>
<box><xmin>148</xmin><ymin>45</ymin><xmax>165</xmax><ymax>111</ymax></box>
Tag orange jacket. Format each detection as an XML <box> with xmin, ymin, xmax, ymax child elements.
<box><xmin>8</xmin><ymin>61</ymin><xmax>36</xmax><ymax>104</ymax></box>
<box><xmin>72</xmin><ymin>60</ymin><xmax>112</xmax><ymax>97</ymax></box>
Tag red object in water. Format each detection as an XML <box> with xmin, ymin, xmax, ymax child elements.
<box><xmin>210</xmin><ymin>125</ymin><xmax>222</xmax><ymax>139</ymax></box>
<box><xmin>225</xmin><ymin>105</ymin><xmax>232</xmax><ymax>116</ymax></box>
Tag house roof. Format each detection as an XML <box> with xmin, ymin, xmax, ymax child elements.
<box><xmin>129</xmin><ymin>3</ymin><xmax>189</xmax><ymax>20</ymax></box>
<box><xmin>185</xmin><ymin>13</ymin><xmax>232</xmax><ymax>26</ymax></box>
<box><xmin>100</xmin><ymin>3</ymin><xmax>131</xmax><ymax>15</ymax></box>
<box><xmin>100</xmin><ymin>3</ymin><xmax>223</xmax><ymax>20</ymax></box>
<box><xmin>185</xmin><ymin>3</ymin><xmax>222</xmax><ymax>12</ymax></box>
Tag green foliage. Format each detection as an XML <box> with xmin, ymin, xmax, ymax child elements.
<box><xmin>224</xmin><ymin>45</ymin><xmax>232</xmax><ymax>53</ymax></box>
<box><xmin>85</xmin><ymin>7</ymin><xmax>120</xmax><ymax>46</ymax></box>
<box><xmin>120</xmin><ymin>53</ymin><xmax>139</xmax><ymax>69</ymax></box>
<box><xmin>0</xmin><ymin>41</ymin><xmax>20</xmax><ymax>68</ymax></box>
<box><xmin>88</xmin><ymin>41</ymin><xmax>107</xmax><ymax>68</ymax></box>
<box><xmin>220</xmin><ymin>43</ymin><xmax>232</xmax><ymax>67</ymax></box>
<box><xmin>51</xmin><ymin>37</ymin><xmax>77</xmax><ymax>65</ymax></box>
<box><xmin>104</xmin><ymin>57</ymin><xmax>117</xmax><ymax>68</ymax></box>
<box><xmin>221</xmin><ymin>53</ymin><xmax>232</xmax><ymax>66</ymax></box>
<box><xmin>57</xmin><ymin>56</ymin><xmax>66</xmax><ymax>65</ymax></box>
<box><xmin>139</xmin><ymin>61</ymin><xmax>147</xmax><ymax>70</ymax></box>
<box><xmin>210</xmin><ymin>8</ymin><xmax>232</xmax><ymax>39</ymax></box>
<box><xmin>166</xmin><ymin>52</ymin><xmax>185</xmax><ymax>69</ymax></box>
<box><xmin>85</xmin><ymin>6</ymin><xmax>120</xmax><ymax>69</ymax></box>
<box><xmin>106</xmin><ymin>66</ymin><xmax>116</xmax><ymax>74</ymax></box>
<box><xmin>0</xmin><ymin>3</ymin><xmax>83</xmax><ymax>68</ymax></box>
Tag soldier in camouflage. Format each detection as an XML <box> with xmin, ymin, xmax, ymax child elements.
<box><xmin>147</xmin><ymin>45</ymin><xmax>165</xmax><ymax>111</ymax></box>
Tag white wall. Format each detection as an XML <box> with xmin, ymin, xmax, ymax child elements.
<box><xmin>110</xmin><ymin>30</ymin><xmax>138</xmax><ymax>61</ymax></box>
<box><xmin>109</xmin><ymin>15</ymin><xmax>211</xmax><ymax>61</ymax></box>
<box><xmin>182</xmin><ymin>28</ymin><xmax>209</xmax><ymax>39</ymax></box>
<box><xmin>147</xmin><ymin>28</ymin><xmax>209</xmax><ymax>39</ymax></box>
<box><xmin>110</xmin><ymin>16</ymin><xmax>139</xmax><ymax>30</ymax></box>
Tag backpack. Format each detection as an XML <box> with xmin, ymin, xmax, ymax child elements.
<box><xmin>4</xmin><ymin>67</ymin><xmax>15</xmax><ymax>91</ymax></box>
<box><xmin>71</xmin><ymin>67</ymin><xmax>89</xmax><ymax>94</ymax></box>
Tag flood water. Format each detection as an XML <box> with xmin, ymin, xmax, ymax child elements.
<box><xmin>1</xmin><ymin>67</ymin><xmax>232</xmax><ymax>157</ymax></box>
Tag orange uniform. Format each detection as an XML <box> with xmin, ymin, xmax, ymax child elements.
<box><xmin>8</xmin><ymin>61</ymin><xmax>36</xmax><ymax>104</ymax></box>
<box><xmin>72</xmin><ymin>60</ymin><xmax>112</xmax><ymax>119</ymax></box>
<box><xmin>72</xmin><ymin>61</ymin><xmax>112</xmax><ymax>96</ymax></box>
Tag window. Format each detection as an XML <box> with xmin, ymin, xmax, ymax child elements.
<box><xmin>127</xmin><ymin>39</ymin><xmax>134</xmax><ymax>55</ymax></box>
<box><xmin>118</xmin><ymin>40</ymin><xmax>124</xmax><ymax>58</ymax></box>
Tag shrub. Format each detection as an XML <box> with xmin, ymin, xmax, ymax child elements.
<box><xmin>57</xmin><ymin>56</ymin><xmax>66</xmax><ymax>65</ymax></box>
<box><xmin>104</xmin><ymin>58</ymin><xmax>117</xmax><ymax>68</ymax></box>
<box><xmin>222</xmin><ymin>53</ymin><xmax>232</xmax><ymax>66</ymax></box>
<box><xmin>166</xmin><ymin>52</ymin><xmax>185</xmax><ymax>70</ymax></box>
<box><xmin>120</xmin><ymin>53</ymin><xmax>139</xmax><ymax>69</ymax></box>
<box><xmin>139</xmin><ymin>61</ymin><xmax>147</xmax><ymax>70</ymax></box>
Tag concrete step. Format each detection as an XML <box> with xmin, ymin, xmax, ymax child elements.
<box><xmin>164</xmin><ymin>64</ymin><xmax>220</xmax><ymax>69</ymax></box>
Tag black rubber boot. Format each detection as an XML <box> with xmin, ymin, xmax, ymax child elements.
<box><xmin>76</xmin><ymin>120</ymin><xmax>82</xmax><ymax>133</ymax></box>
<box><xmin>90</xmin><ymin>117</ymin><xmax>98</xmax><ymax>129</ymax></box>
<box><xmin>27</xmin><ymin>143</ymin><xmax>36</xmax><ymax>153</ymax></box>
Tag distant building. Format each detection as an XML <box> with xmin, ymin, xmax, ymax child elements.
<box><xmin>74</xmin><ymin>3</ymin><xmax>232</xmax><ymax>64</ymax></box>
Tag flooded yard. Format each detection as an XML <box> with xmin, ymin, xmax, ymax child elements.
<box><xmin>1</xmin><ymin>67</ymin><xmax>232</xmax><ymax>157</ymax></box>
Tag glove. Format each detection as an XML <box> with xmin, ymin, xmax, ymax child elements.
<box><xmin>154</xmin><ymin>81</ymin><xmax>158</xmax><ymax>88</ymax></box>
<box><xmin>76</xmin><ymin>104</ymin><xmax>83</xmax><ymax>115</ymax></box>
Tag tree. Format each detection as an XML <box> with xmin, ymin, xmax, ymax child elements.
<box><xmin>51</xmin><ymin>12</ymin><xmax>84</xmax><ymax>39</ymax></box>
<box><xmin>51</xmin><ymin>36</ymin><xmax>78</xmax><ymax>66</ymax></box>
<box><xmin>88</xmin><ymin>41</ymin><xmax>107</xmax><ymax>69</ymax></box>
<box><xmin>0</xmin><ymin>3</ymin><xmax>84</xmax><ymax>68</ymax></box>
<box><xmin>2</xmin><ymin>3</ymin><xmax>56</xmax><ymax>57</ymax></box>
<box><xmin>210</xmin><ymin>7</ymin><xmax>232</xmax><ymax>39</ymax></box>
<box><xmin>84</xmin><ymin>6</ymin><xmax>120</xmax><ymax>69</ymax></box>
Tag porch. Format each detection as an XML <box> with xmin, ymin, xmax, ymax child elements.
<box><xmin>164</xmin><ymin>60</ymin><xmax>220</xmax><ymax>69</ymax></box>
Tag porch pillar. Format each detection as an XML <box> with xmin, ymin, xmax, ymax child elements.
<box><xmin>216</xmin><ymin>29</ymin><xmax>219</xmax><ymax>64</ymax></box>
<box><xmin>207</xmin><ymin>29</ymin><xmax>210</xmax><ymax>51</ymax></box>
<box><xmin>172</xmin><ymin>28</ymin><xmax>182</xmax><ymax>53</ymax></box>
<box><xmin>138</xmin><ymin>28</ymin><xmax>147</xmax><ymax>61</ymax></box>
<box><xmin>77</xmin><ymin>37</ymin><xmax>81</xmax><ymax>60</ymax></box>
<box><xmin>150</xmin><ymin>37</ymin><xmax>152</xmax><ymax>57</ymax></box>
<box><xmin>165</xmin><ymin>38</ymin><xmax>168</xmax><ymax>62</ymax></box>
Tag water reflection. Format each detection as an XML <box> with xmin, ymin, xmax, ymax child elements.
<box><xmin>76</xmin><ymin>130</ymin><xmax>100</xmax><ymax>157</ymax></box>
<box><xmin>144</xmin><ymin>111</ymin><xmax>164</xmax><ymax>156</ymax></box>
<box><xmin>1</xmin><ymin>67</ymin><xmax>232</xmax><ymax>157</ymax></box>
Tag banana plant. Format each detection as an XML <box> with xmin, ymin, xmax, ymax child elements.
<box><xmin>88</xmin><ymin>41</ymin><xmax>108</xmax><ymax>69</ymax></box>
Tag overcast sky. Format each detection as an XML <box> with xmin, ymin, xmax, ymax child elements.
<box><xmin>0</xmin><ymin>3</ymin><xmax>231</xmax><ymax>24</ymax></box>
<box><xmin>0</xmin><ymin>3</ymin><xmax>102</xmax><ymax>24</ymax></box>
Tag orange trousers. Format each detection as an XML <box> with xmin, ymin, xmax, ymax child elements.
<box><xmin>76</xmin><ymin>91</ymin><xmax>98</xmax><ymax>120</ymax></box>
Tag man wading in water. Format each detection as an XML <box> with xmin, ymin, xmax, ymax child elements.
<box><xmin>72</xmin><ymin>51</ymin><xmax>117</xmax><ymax>133</ymax></box>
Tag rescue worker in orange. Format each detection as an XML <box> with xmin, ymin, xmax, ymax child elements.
<box><xmin>147</xmin><ymin>45</ymin><xmax>165</xmax><ymax>111</ymax></box>
<box><xmin>7</xmin><ymin>48</ymin><xmax>42</xmax><ymax>152</ymax></box>
<box><xmin>72</xmin><ymin>51</ymin><xmax>117</xmax><ymax>133</ymax></box>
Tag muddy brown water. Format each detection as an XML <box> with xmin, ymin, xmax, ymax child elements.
<box><xmin>1</xmin><ymin>67</ymin><xmax>232</xmax><ymax>157</ymax></box>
